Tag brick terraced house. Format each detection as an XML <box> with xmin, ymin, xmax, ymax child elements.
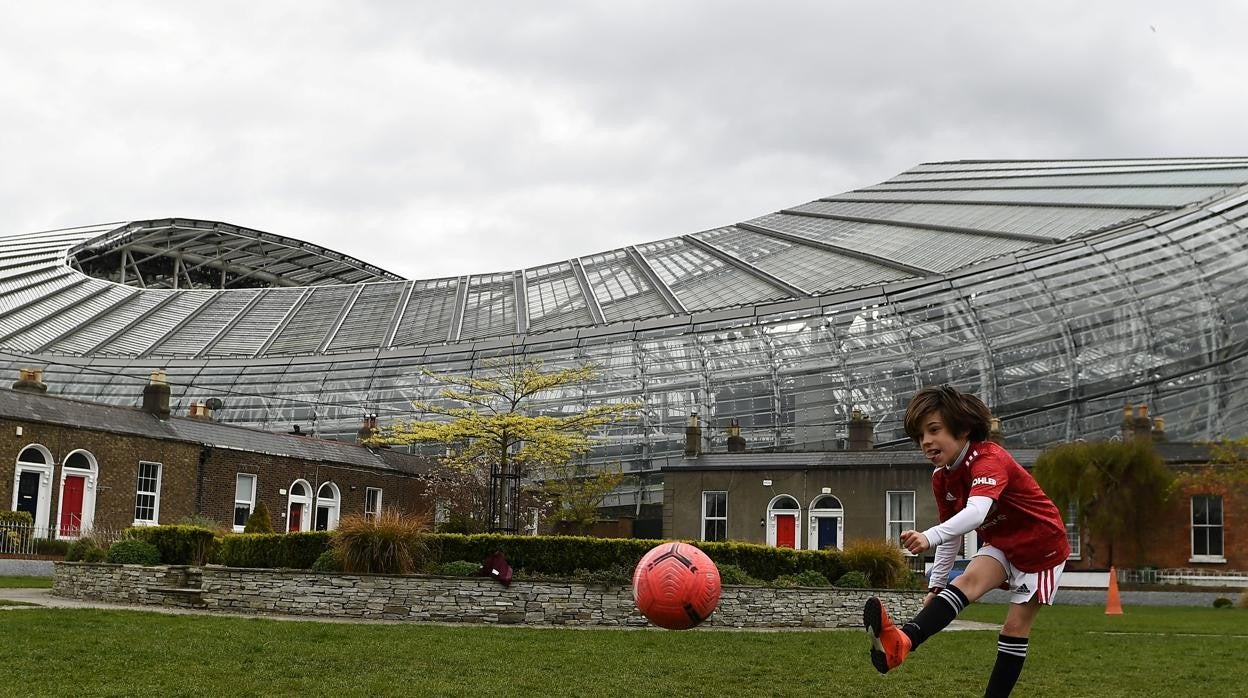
<box><xmin>3</xmin><ymin>369</ymin><xmax>430</xmax><ymax>538</ymax></box>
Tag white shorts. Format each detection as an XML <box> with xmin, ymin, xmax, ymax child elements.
<box><xmin>973</xmin><ymin>545</ymin><xmax>1064</xmax><ymax>605</ymax></box>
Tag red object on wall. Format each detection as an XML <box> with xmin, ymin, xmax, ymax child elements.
<box><xmin>776</xmin><ymin>514</ymin><xmax>796</xmax><ymax>548</ymax></box>
<box><xmin>60</xmin><ymin>475</ymin><xmax>85</xmax><ymax>537</ymax></box>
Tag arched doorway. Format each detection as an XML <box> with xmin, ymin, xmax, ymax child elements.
<box><xmin>315</xmin><ymin>482</ymin><xmax>341</xmax><ymax>531</ymax></box>
<box><xmin>13</xmin><ymin>445</ymin><xmax>54</xmax><ymax>538</ymax></box>
<box><xmin>807</xmin><ymin>494</ymin><xmax>845</xmax><ymax>550</ymax></box>
<box><xmin>57</xmin><ymin>450</ymin><xmax>98</xmax><ymax>538</ymax></box>
<box><xmin>286</xmin><ymin>480</ymin><xmax>312</xmax><ymax>532</ymax></box>
<box><xmin>766</xmin><ymin>495</ymin><xmax>801</xmax><ymax>549</ymax></box>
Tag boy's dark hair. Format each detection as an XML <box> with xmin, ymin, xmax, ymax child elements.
<box><xmin>904</xmin><ymin>385</ymin><xmax>992</xmax><ymax>443</ymax></box>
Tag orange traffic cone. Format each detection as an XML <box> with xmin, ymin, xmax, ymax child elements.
<box><xmin>1105</xmin><ymin>566</ymin><xmax>1123</xmax><ymax>615</ymax></box>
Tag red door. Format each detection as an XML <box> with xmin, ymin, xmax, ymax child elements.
<box><xmin>288</xmin><ymin>503</ymin><xmax>303</xmax><ymax>532</ymax></box>
<box><xmin>776</xmin><ymin>514</ymin><xmax>796</xmax><ymax>549</ymax></box>
<box><xmin>60</xmin><ymin>475</ymin><xmax>85</xmax><ymax>537</ymax></box>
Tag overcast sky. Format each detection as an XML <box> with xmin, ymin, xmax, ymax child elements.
<box><xmin>3</xmin><ymin>1</ymin><xmax>1247</xmax><ymax>280</ymax></box>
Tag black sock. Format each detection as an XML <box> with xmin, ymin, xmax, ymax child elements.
<box><xmin>984</xmin><ymin>634</ymin><xmax>1028</xmax><ymax>697</ymax></box>
<box><xmin>901</xmin><ymin>585</ymin><xmax>969</xmax><ymax>649</ymax></box>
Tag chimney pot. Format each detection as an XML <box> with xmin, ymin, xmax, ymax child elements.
<box><xmin>684</xmin><ymin>412</ymin><xmax>703</xmax><ymax>458</ymax></box>
<box><xmin>142</xmin><ymin>369</ymin><xmax>172</xmax><ymax>419</ymax></box>
<box><xmin>847</xmin><ymin>409</ymin><xmax>874</xmax><ymax>451</ymax></box>
<box><xmin>726</xmin><ymin>417</ymin><xmax>746</xmax><ymax>453</ymax></box>
<box><xmin>12</xmin><ymin>368</ymin><xmax>48</xmax><ymax>394</ymax></box>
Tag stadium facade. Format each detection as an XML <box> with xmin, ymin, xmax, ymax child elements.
<box><xmin>3</xmin><ymin>158</ymin><xmax>1248</xmax><ymax>511</ymax></box>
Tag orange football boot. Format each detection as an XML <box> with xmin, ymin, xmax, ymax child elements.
<box><xmin>864</xmin><ymin>596</ymin><xmax>911</xmax><ymax>674</ymax></box>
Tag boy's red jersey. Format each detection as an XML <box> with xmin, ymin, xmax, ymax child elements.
<box><xmin>933</xmin><ymin>440</ymin><xmax>1070</xmax><ymax>572</ymax></box>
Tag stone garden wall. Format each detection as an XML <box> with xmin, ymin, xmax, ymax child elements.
<box><xmin>53</xmin><ymin>562</ymin><xmax>923</xmax><ymax>628</ymax></box>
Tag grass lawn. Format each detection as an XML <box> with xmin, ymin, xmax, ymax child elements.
<box><xmin>0</xmin><ymin>575</ymin><xmax>52</xmax><ymax>588</ymax></box>
<box><xmin>1</xmin><ymin>603</ymin><xmax>1245</xmax><ymax>696</ymax></box>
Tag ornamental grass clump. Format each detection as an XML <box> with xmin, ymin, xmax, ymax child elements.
<box><xmin>838</xmin><ymin>538</ymin><xmax>912</xmax><ymax>589</ymax></box>
<box><xmin>332</xmin><ymin>510</ymin><xmax>433</xmax><ymax>575</ymax></box>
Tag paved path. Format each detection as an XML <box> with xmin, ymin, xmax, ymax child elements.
<box><xmin>981</xmin><ymin>587</ymin><xmax>1238</xmax><ymax>607</ymax></box>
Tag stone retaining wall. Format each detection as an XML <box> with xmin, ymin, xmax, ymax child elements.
<box><xmin>53</xmin><ymin>562</ymin><xmax>923</xmax><ymax>628</ymax></box>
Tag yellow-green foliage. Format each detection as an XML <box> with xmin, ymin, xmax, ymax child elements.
<box><xmin>332</xmin><ymin>511</ymin><xmax>433</xmax><ymax>575</ymax></box>
<box><xmin>838</xmin><ymin>538</ymin><xmax>911</xmax><ymax>589</ymax></box>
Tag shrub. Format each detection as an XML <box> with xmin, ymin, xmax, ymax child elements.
<box><xmin>106</xmin><ymin>538</ymin><xmax>161</xmax><ymax>565</ymax></box>
<box><xmin>311</xmin><ymin>551</ymin><xmax>342</xmax><ymax>573</ymax></box>
<box><xmin>244</xmin><ymin>501</ymin><xmax>275</xmax><ymax>534</ymax></box>
<box><xmin>333</xmin><ymin>511</ymin><xmax>432</xmax><ymax>575</ymax></box>
<box><xmin>35</xmin><ymin>538</ymin><xmax>71</xmax><ymax>557</ymax></box>
<box><xmin>570</xmin><ymin>565</ymin><xmax>633</xmax><ymax>585</ymax></box>
<box><xmin>834</xmin><ymin>571</ymin><xmax>871</xmax><ymax>589</ymax></box>
<box><xmin>436</xmin><ymin>560</ymin><xmax>481</xmax><ymax>577</ymax></box>
<box><xmin>716</xmin><ymin>563</ymin><xmax>763</xmax><ymax>586</ymax></box>
<box><xmin>216</xmin><ymin>531</ymin><xmax>332</xmax><ymax>569</ymax></box>
<box><xmin>65</xmin><ymin>538</ymin><xmax>105</xmax><ymax>563</ymax></box>
<box><xmin>773</xmin><ymin>569</ymin><xmax>833</xmax><ymax>588</ymax></box>
<box><xmin>1213</xmin><ymin>597</ymin><xmax>1233</xmax><ymax>609</ymax></box>
<box><xmin>838</xmin><ymin>539</ymin><xmax>910</xmax><ymax>588</ymax></box>
<box><xmin>0</xmin><ymin>510</ymin><xmax>34</xmax><ymax>525</ymax></box>
<box><xmin>125</xmin><ymin>525</ymin><xmax>217</xmax><ymax>565</ymax></box>
<box><xmin>177</xmin><ymin>515</ymin><xmax>228</xmax><ymax>534</ymax></box>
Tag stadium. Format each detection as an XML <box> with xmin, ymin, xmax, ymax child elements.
<box><xmin>3</xmin><ymin>158</ymin><xmax>1247</xmax><ymax>513</ymax></box>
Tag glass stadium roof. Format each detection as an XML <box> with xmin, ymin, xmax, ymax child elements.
<box><xmin>5</xmin><ymin>158</ymin><xmax>1247</xmax><ymax>360</ymax></box>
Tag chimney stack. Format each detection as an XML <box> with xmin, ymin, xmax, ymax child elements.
<box><xmin>1152</xmin><ymin>415</ymin><xmax>1166</xmax><ymax>442</ymax></box>
<box><xmin>357</xmin><ymin>413</ymin><xmax>378</xmax><ymax>442</ymax></box>
<box><xmin>726</xmin><ymin>418</ymin><xmax>746</xmax><ymax>453</ymax></box>
<box><xmin>1133</xmin><ymin>404</ymin><xmax>1152</xmax><ymax>440</ymax></box>
<box><xmin>988</xmin><ymin>416</ymin><xmax>1005</xmax><ymax>444</ymax></box>
<box><xmin>1121</xmin><ymin>403</ymin><xmax>1135</xmax><ymax>441</ymax></box>
<box><xmin>188</xmin><ymin>401</ymin><xmax>214</xmax><ymax>421</ymax></box>
<box><xmin>12</xmin><ymin>368</ymin><xmax>48</xmax><ymax>394</ymax></box>
<box><xmin>684</xmin><ymin>412</ymin><xmax>702</xmax><ymax>458</ymax></box>
<box><xmin>142</xmin><ymin>370</ymin><xmax>171</xmax><ymax>419</ymax></box>
<box><xmin>847</xmin><ymin>408</ymin><xmax>874</xmax><ymax>451</ymax></box>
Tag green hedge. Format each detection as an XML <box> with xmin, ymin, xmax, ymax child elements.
<box><xmin>431</xmin><ymin>534</ymin><xmax>847</xmax><ymax>583</ymax></box>
<box><xmin>206</xmin><ymin>529</ymin><xmax>903</xmax><ymax>588</ymax></box>
<box><xmin>125</xmin><ymin>525</ymin><xmax>218</xmax><ymax>565</ymax></box>
<box><xmin>216</xmin><ymin>531</ymin><xmax>332</xmax><ymax>569</ymax></box>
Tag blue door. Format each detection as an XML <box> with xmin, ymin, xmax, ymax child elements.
<box><xmin>817</xmin><ymin>516</ymin><xmax>839</xmax><ymax>550</ymax></box>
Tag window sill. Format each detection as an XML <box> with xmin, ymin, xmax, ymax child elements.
<box><xmin>132</xmin><ymin>520</ymin><xmax>157</xmax><ymax>527</ymax></box>
<box><xmin>1188</xmin><ymin>556</ymin><xmax>1227</xmax><ymax>564</ymax></box>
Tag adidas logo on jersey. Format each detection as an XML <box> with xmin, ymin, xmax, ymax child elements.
<box><xmin>945</xmin><ymin>492</ymin><xmax>956</xmax><ymax>501</ymax></box>
<box><xmin>1016</xmin><ymin>583</ymin><xmax>1030</xmax><ymax>594</ymax></box>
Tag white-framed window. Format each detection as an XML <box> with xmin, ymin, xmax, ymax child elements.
<box><xmin>1191</xmin><ymin>494</ymin><xmax>1224</xmax><ymax>562</ymax></box>
<box><xmin>365</xmin><ymin>487</ymin><xmax>383</xmax><ymax>521</ymax></box>
<box><xmin>1065</xmin><ymin>503</ymin><xmax>1081</xmax><ymax>560</ymax></box>
<box><xmin>133</xmin><ymin>461</ymin><xmax>162</xmax><ymax>526</ymax></box>
<box><xmin>886</xmin><ymin>491</ymin><xmax>915</xmax><ymax>551</ymax></box>
<box><xmin>233</xmin><ymin>474</ymin><xmax>257</xmax><ymax>532</ymax></box>
<box><xmin>702</xmin><ymin>491</ymin><xmax>727</xmax><ymax>541</ymax></box>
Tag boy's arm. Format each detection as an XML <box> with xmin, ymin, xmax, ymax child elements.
<box><xmin>927</xmin><ymin>538</ymin><xmax>960</xmax><ymax>590</ymax></box>
<box><xmin>920</xmin><ymin>495</ymin><xmax>993</xmax><ymax>547</ymax></box>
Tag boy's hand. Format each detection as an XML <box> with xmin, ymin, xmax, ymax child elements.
<box><xmin>899</xmin><ymin>529</ymin><xmax>931</xmax><ymax>554</ymax></box>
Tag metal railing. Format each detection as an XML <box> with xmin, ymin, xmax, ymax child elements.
<box><xmin>0</xmin><ymin>520</ymin><xmax>128</xmax><ymax>556</ymax></box>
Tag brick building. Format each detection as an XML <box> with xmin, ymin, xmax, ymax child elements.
<box><xmin>4</xmin><ymin>369</ymin><xmax>431</xmax><ymax>538</ymax></box>
<box><xmin>666</xmin><ymin>410</ymin><xmax>1246</xmax><ymax>574</ymax></box>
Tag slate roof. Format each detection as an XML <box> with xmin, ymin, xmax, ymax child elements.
<box><xmin>0</xmin><ymin>386</ymin><xmax>427</xmax><ymax>475</ymax></box>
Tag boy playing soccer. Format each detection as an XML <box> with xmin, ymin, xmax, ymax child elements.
<box><xmin>865</xmin><ymin>385</ymin><xmax>1069</xmax><ymax>697</ymax></box>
